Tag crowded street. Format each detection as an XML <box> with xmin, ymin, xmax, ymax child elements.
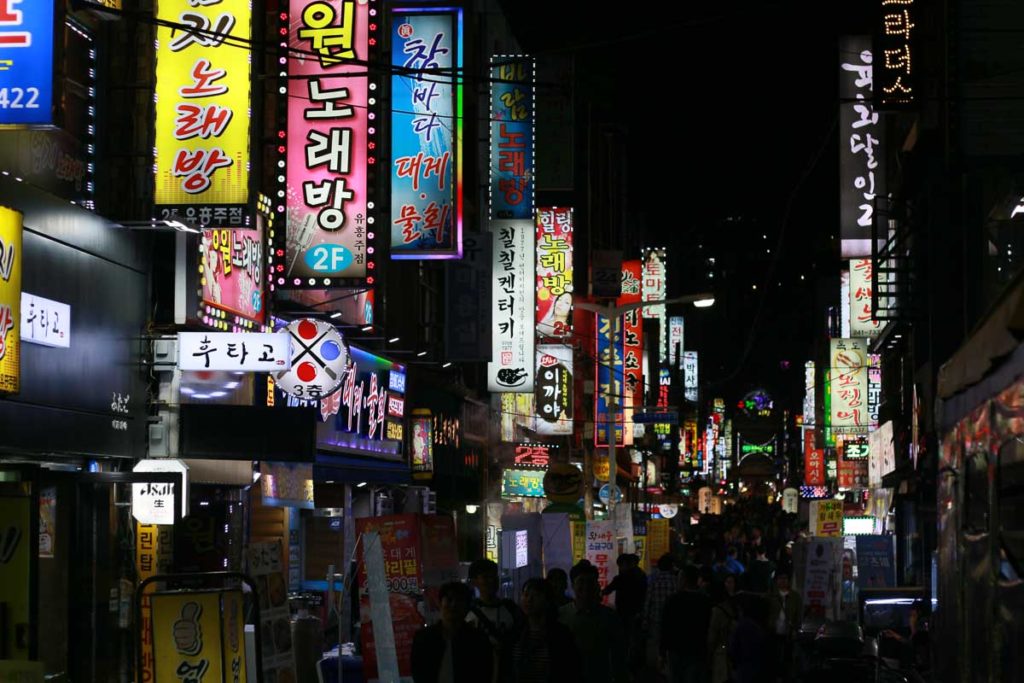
<box><xmin>0</xmin><ymin>0</ymin><xmax>1019</xmax><ymax>681</ymax></box>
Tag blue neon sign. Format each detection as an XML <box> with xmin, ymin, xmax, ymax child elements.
<box><xmin>0</xmin><ymin>0</ymin><xmax>55</xmax><ymax>126</ymax></box>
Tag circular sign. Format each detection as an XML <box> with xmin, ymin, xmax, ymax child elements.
<box><xmin>658</xmin><ymin>503</ymin><xmax>678</xmax><ymax>519</ymax></box>
<box><xmin>274</xmin><ymin>319</ymin><xmax>348</xmax><ymax>400</ymax></box>
<box><xmin>598</xmin><ymin>484</ymin><xmax>623</xmax><ymax>505</ymax></box>
<box><xmin>543</xmin><ymin>462</ymin><xmax>583</xmax><ymax>504</ymax></box>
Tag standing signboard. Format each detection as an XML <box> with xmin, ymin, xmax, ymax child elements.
<box><xmin>247</xmin><ymin>541</ymin><xmax>297</xmax><ymax>680</ymax></box>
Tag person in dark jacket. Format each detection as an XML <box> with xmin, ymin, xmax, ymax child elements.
<box><xmin>412</xmin><ymin>581</ymin><xmax>493</xmax><ymax>683</ymax></box>
<box><xmin>728</xmin><ymin>592</ymin><xmax>774</xmax><ymax>683</ymax></box>
<box><xmin>660</xmin><ymin>564</ymin><xmax>712</xmax><ymax>683</ymax></box>
<box><xmin>512</xmin><ymin>577</ymin><xmax>583</xmax><ymax>683</ymax></box>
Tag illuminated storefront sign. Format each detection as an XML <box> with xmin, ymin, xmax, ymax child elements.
<box><xmin>620</xmin><ymin>260</ymin><xmax>643</xmax><ymax>409</ymax></box>
<box><xmin>411</xmin><ymin>410</ymin><xmax>433</xmax><ymax>474</ymax></box>
<box><xmin>849</xmin><ymin>258</ymin><xmax>882</xmax><ymax>337</ymax></box>
<box><xmin>317</xmin><ymin>345</ymin><xmax>405</xmax><ymax>443</ymax></box>
<box><xmin>19</xmin><ymin>293</ymin><xmax>70</xmax><ymax>348</ymax></box>
<box><xmin>595</xmin><ymin>312</ymin><xmax>625</xmax><ymax>447</ymax></box>
<box><xmin>535</xmin><ymin>344</ymin><xmax>572</xmax><ymax>435</ymax></box>
<box><xmin>642</xmin><ymin>247</ymin><xmax>668</xmax><ymax>362</ymax></box>
<box><xmin>514</xmin><ymin>443</ymin><xmax>552</xmax><ymax>468</ymax></box>
<box><xmin>0</xmin><ymin>0</ymin><xmax>54</xmax><ymax>126</ymax></box>
<box><xmin>868</xmin><ymin>353</ymin><xmax>881</xmax><ymax>430</ymax></box>
<box><xmin>804</xmin><ymin>429</ymin><xmax>825</xmax><ymax>486</ymax></box>
<box><xmin>668</xmin><ymin>316</ymin><xmax>684</xmax><ymax>369</ymax></box>
<box><xmin>201</xmin><ymin>220</ymin><xmax>264</xmax><ymax>328</ymax></box>
<box><xmin>877</xmin><ymin>0</ymin><xmax>915</xmax><ymax>108</ymax></box>
<box><xmin>839</xmin><ymin>36</ymin><xmax>886</xmax><ymax>258</ymax></box>
<box><xmin>390</xmin><ymin>7</ymin><xmax>463</xmax><ymax>259</ymax></box>
<box><xmin>0</xmin><ymin>206</ymin><xmax>22</xmax><ymax>394</ymax></box>
<box><xmin>501</xmin><ymin>468</ymin><xmax>546</xmax><ymax>498</ymax></box>
<box><xmin>282</xmin><ymin>0</ymin><xmax>376</xmax><ymax>286</ymax></box>
<box><xmin>488</xmin><ymin>219</ymin><xmax>535</xmax><ymax>392</ymax></box>
<box><xmin>490</xmin><ymin>56</ymin><xmax>534</xmax><ymax>220</ymax></box>
<box><xmin>804</xmin><ymin>361</ymin><xmax>815</xmax><ymax>427</ymax></box>
<box><xmin>154</xmin><ymin>0</ymin><xmax>252</xmax><ymax>228</ymax></box>
<box><xmin>152</xmin><ymin>590</ymin><xmax>247</xmax><ymax>680</ymax></box>
<box><xmin>536</xmin><ymin>207</ymin><xmax>573</xmax><ymax>339</ymax></box>
<box><xmin>830</xmin><ymin>337</ymin><xmax>869</xmax><ymax>433</ymax></box>
<box><xmin>683</xmin><ymin>351</ymin><xmax>698</xmax><ymax>403</ymax></box>
<box><xmin>178</xmin><ymin>332</ymin><xmax>290</xmax><ymax>371</ymax></box>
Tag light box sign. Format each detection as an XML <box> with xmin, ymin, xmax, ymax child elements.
<box><xmin>501</xmin><ymin>468</ymin><xmax>546</xmax><ymax>498</ymax></box>
<box><xmin>620</xmin><ymin>260</ymin><xmax>643</xmax><ymax>408</ymax></box>
<box><xmin>20</xmin><ymin>293</ymin><xmax>70</xmax><ymax>348</ymax></box>
<box><xmin>411</xmin><ymin>412</ymin><xmax>433</xmax><ymax>473</ymax></box>
<box><xmin>0</xmin><ymin>0</ymin><xmax>54</xmax><ymax>126</ymax></box>
<box><xmin>849</xmin><ymin>258</ymin><xmax>881</xmax><ymax>337</ymax></box>
<box><xmin>535</xmin><ymin>344</ymin><xmax>572</xmax><ymax>435</ymax></box>
<box><xmin>390</xmin><ymin>7</ymin><xmax>463</xmax><ymax>259</ymax></box>
<box><xmin>488</xmin><ymin>219</ymin><xmax>535</xmax><ymax>392</ymax></box>
<box><xmin>178</xmin><ymin>332</ymin><xmax>291</xmax><ymax>372</ymax></box>
<box><xmin>489</xmin><ymin>56</ymin><xmax>534</xmax><ymax>219</ymax></box>
<box><xmin>839</xmin><ymin>36</ymin><xmax>886</xmax><ymax>258</ymax></box>
<box><xmin>154</xmin><ymin>0</ymin><xmax>252</xmax><ymax>228</ymax></box>
<box><xmin>536</xmin><ymin>207</ymin><xmax>573</xmax><ymax>339</ymax></box>
<box><xmin>804</xmin><ymin>361</ymin><xmax>816</xmax><ymax>426</ymax></box>
<box><xmin>668</xmin><ymin>316</ymin><xmax>684</xmax><ymax>369</ymax></box>
<box><xmin>804</xmin><ymin>429</ymin><xmax>825</xmax><ymax>486</ymax></box>
<box><xmin>0</xmin><ymin>206</ymin><xmax>22</xmax><ymax>394</ymax></box>
<box><xmin>283</xmin><ymin>0</ymin><xmax>375</xmax><ymax>286</ymax></box>
<box><xmin>595</xmin><ymin>313</ymin><xmax>625</xmax><ymax>447</ymax></box>
<box><xmin>868</xmin><ymin>353</ymin><xmax>881</xmax><ymax>430</ymax></box>
<box><xmin>201</xmin><ymin>222</ymin><xmax>264</xmax><ymax>327</ymax></box>
<box><xmin>876</xmin><ymin>0</ymin><xmax>915</xmax><ymax>109</ymax></box>
<box><xmin>642</xmin><ymin>248</ymin><xmax>667</xmax><ymax>362</ymax></box>
<box><xmin>830</xmin><ymin>337</ymin><xmax>869</xmax><ymax>434</ymax></box>
<box><xmin>513</xmin><ymin>443</ymin><xmax>552</xmax><ymax>468</ymax></box>
<box><xmin>318</xmin><ymin>345</ymin><xmax>405</xmax><ymax>444</ymax></box>
<box><xmin>683</xmin><ymin>351</ymin><xmax>698</xmax><ymax>403</ymax></box>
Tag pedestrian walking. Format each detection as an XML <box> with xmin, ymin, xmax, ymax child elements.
<box><xmin>466</xmin><ymin>558</ymin><xmax>525</xmax><ymax>683</ymax></box>
<box><xmin>660</xmin><ymin>564</ymin><xmax>712</xmax><ymax>683</ymax></box>
<box><xmin>707</xmin><ymin>574</ymin><xmax>740</xmax><ymax>683</ymax></box>
<box><xmin>411</xmin><ymin>581</ymin><xmax>493</xmax><ymax>683</ymax></box>
<box><xmin>511</xmin><ymin>577</ymin><xmax>583</xmax><ymax>683</ymax></box>
<box><xmin>559</xmin><ymin>561</ymin><xmax>630</xmax><ymax>683</ymax></box>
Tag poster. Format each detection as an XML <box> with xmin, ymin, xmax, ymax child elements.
<box><xmin>535</xmin><ymin>207</ymin><xmax>573</xmax><ymax>339</ymax></box>
<box><xmin>803</xmin><ymin>538</ymin><xmax>841</xmax><ymax>622</ymax></box>
<box><xmin>814</xmin><ymin>500</ymin><xmax>844</xmax><ymax>537</ymax></box>
<box><xmin>247</xmin><ymin>541</ymin><xmax>297</xmax><ymax>680</ymax></box>
<box><xmin>38</xmin><ymin>487</ymin><xmax>56</xmax><ymax>559</ymax></box>
<box><xmin>0</xmin><ymin>206</ymin><xmax>22</xmax><ymax>394</ymax></box>
<box><xmin>855</xmin><ymin>535</ymin><xmax>895</xmax><ymax>589</ymax></box>
<box><xmin>585</xmin><ymin>520</ymin><xmax>617</xmax><ymax>593</ymax></box>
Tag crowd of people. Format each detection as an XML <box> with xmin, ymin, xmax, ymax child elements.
<box><xmin>411</xmin><ymin>501</ymin><xmax>815</xmax><ymax>683</ymax></box>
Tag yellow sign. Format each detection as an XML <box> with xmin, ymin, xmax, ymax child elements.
<box><xmin>0</xmin><ymin>206</ymin><xmax>22</xmax><ymax>394</ymax></box>
<box><xmin>220</xmin><ymin>590</ymin><xmax>248</xmax><ymax>683</ymax></box>
<box><xmin>570</xmin><ymin>520</ymin><xmax>586</xmax><ymax>564</ymax></box>
<box><xmin>815</xmin><ymin>500</ymin><xmax>844</xmax><ymax>537</ymax></box>
<box><xmin>137</xmin><ymin>523</ymin><xmax>173</xmax><ymax>682</ymax></box>
<box><xmin>0</xmin><ymin>496</ymin><xmax>31</xmax><ymax>660</ymax></box>
<box><xmin>646</xmin><ymin>518</ymin><xmax>670</xmax><ymax>566</ymax></box>
<box><xmin>593</xmin><ymin>455</ymin><xmax>610</xmax><ymax>482</ymax></box>
<box><xmin>152</xmin><ymin>591</ymin><xmax>225</xmax><ymax>682</ymax></box>
<box><xmin>154</xmin><ymin>0</ymin><xmax>251</xmax><ymax>219</ymax></box>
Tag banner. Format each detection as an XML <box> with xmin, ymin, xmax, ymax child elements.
<box><xmin>0</xmin><ymin>0</ymin><xmax>54</xmax><ymax>126</ymax></box>
<box><xmin>839</xmin><ymin>36</ymin><xmax>885</xmax><ymax>258</ymax></box>
<box><xmin>802</xmin><ymin>538</ymin><xmax>841</xmax><ymax>622</ymax></box>
<box><xmin>536</xmin><ymin>207</ymin><xmax>573</xmax><ymax>339</ymax></box>
<box><xmin>390</xmin><ymin>8</ymin><xmax>463</xmax><ymax>258</ymax></box>
<box><xmin>642</xmin><ymin>248</ymin><xmax>667</xmax><ymax>362</ymax></box>
<box><xmin>284</xmin><ymin>0</ymin><xmax>373</xmax><ymax>285</ymax></box>
<box><xmin>154</xmin><ymin>0</ymin><xmax>252</xmax><ymax>228</ymax></box>
<box><xmin>488</xmin><ymin>220</ymin><xmax>535</xmax><ymax>392</ymax></box>
<box><xmin>0</xmin><ymin>206</ymin><xmax>22</xmax><ymax>394</ymax></box>
<box><xmin>490</xmin><ymin>56</ymin><xmax>534</xmax><ymax>219</ymax></box>
<box><xmin>830</xmin><ymin>338</ymin><xmax>869</xmax><ymax>433</ymax></box>
<box><xmin>535</xmin><ymin>345</ymin><xmax>573</xmax><ymax>434</ymax></box>
<box><xmin>585</xmin><ymin>520</ymin><xmax>618</xmax><ymax>593</ymax></box>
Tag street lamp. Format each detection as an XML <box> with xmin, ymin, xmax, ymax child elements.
<box><xmin>575</xmin><ymin>293</ymin><xmax>713</xmax><ymax>536</ymax></box>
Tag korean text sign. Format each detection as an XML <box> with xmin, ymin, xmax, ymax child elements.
<box><xmin>0</xmin><ymin>206</ymin><xmax>22</xmax><ymax>394</ymax></box>
<box><xmin>318</xmin><ymin>345</ymin><xmax>405</xmax><ymax>443</ymax></box>
<box><xmin>152</xmin><ymin>591</ymin><xmax>225</xmax><ymax>682</ymax></box>
<box><xmin>0</xmin><ymin>0</ymin><xmax>54</xmax><ymax>125</ymax></box>
<box><xmin>876</xmin><ymin>0</ymin><xmax>915</xmax><ymax>108</ymax></box>
<box><xmin>849</xmin><ymin>258</ymin><xmax>882</xmax><ymax>337</ymax></box>
<box><xmin>642</xmin><ymin>248</ymin><xmax>667</xmax><ymax>362</ymax></box>
<box><xmin>683</xmin><ymin>351</ymin><xmax>698</xmax><ymax>403</ymax></box>
<box><xmin>830</xmin><ymin>337</ymin><xmax>869</xmax><ymax>433</ymax></box>
<box><xmin>501</xmin><ymin>468</ymin><xmax>546</xmax><ymax>498</ymax></box>
<box><xmin>178</xmin><ymin>332</ymin><xmax>291</xmax><ymax>371</ymax></box>
<box><xmin>390</xmin><ymin>8</ymin><xmax>463</xmax><ymax>258</ymax></box>
<box><xmin>839</xmin><ymin>36</ymin><xmax>886</xmax><ymax>258</ymax></box>
<box><xmin>154</xmin><ymin>0</ymin><xmax>251</xmax><ymax>228</ymax></box>
<box><xmin>286</xmin><ymin>0</ymin><xmax>370</xmax><ymax>282</ymax></box>
<box><xmin>804</xmin><ymin>430</ymin><xmax>826</xmax><ymax>487</ymax></box>
<box><xmin>490</xmin><ymin>56</ymin><xmax>534</xmax><ymax>219</ymax></box>
<box><xmin>488</xmin><ymin>219</ymin><xmax>535</xmax><ymax>392</ymax></box>
<box><xmin>534</xmin><ymin>345</ymin><xmax>573</xmax><ymax>435</ymax></box>
<box><xmin>595</xmin><ymin>312</ymin><xmax>625</xmax><ymax>446</ymax></box>
<box><xmin>620</xmin><ymin>260</ymin><xmax>643</xmax><ymax>408</ymax></box>
<box><xmin>535</xmin><ymin>207</ymin><xmax>573</xmax><ymax>339</ymax></box>
<box><xmin>201</xmin><ymin>222</ymin><xmax>264</xmax><ymax>324</ymax></box>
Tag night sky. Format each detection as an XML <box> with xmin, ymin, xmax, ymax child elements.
<box><xmin>501</xmin><ymin>1</ymin><xmax>877</xmax><ymax>411</ymax></box>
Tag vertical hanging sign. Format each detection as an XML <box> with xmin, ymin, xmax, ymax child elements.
<box><xmin>683</xmin><ymin>351</ymin><xmax>698</xmax><ymax>403</ymax></box>
<box><xmin>390</xmin><ymin>7</ymin><xmax>463</xmax><ymax>259</ymax></box>
<box><xmin>619</xmin><ymin>260</ymin><xmax>643</xmax><ymax>411</ymax></box>
<box><xmin>642</xmin><ymin>247</ymin><xmax>668</xmax><ymax>362</ymax></box>
<box><xmin>876</xmin><ymin>0</ymin><xmax>916</xmax><ymax>109</ymax></box>
<box><xmin>488</xmin><ymin>220</ymin><xmax>535</xmax><ymax>392</ymax></box>
<box><xmin>595</xmin><ymin>312</ymin><xmax>625</xmax><ymax>447</ymax></box>
<box><xmin>535</xmin><ymin>345</ymin><xmax>573</xmax><ymax>435</ymax></box>
<box><xmin>0</xmin><ymin>206</ymin><xmax>22</xmax><ymax>395</ymax></box>
<box><xmin>490</xmin><ymin>56</ymin><xmax>534</xmax><ymax>219</ymax></box>
<box><xmin>282</xmin><ymin>0</ymin><xmax>376</xmax><ymax>287</ymax></box>
<box><xmin>154</xmin><ymin>0</ymin><xmax>252</xmax><ymax>228</ymax></box>
<box><xmin>536</xmin><ymin>207</ymin><xmax>573</xmax><ymax>339</ymax></box>
<box><xmin>668</xmin><ymin>316</ymin><xmax>684</xmax><ymax>369</ymax></box>
<box><xmin>830</xmin><ymin>337</ymin><xmax>869</xmax><ymax>434</ymax></box>
<box><xmin>849</xmin><ymin>258</ymin><xmax>882</xmax><ymax>337</ymax></box>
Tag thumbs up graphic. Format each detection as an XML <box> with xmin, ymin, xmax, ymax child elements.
<box><xmin>173</xmin><ymin>602</ymin><xmax>203</xmax><ymax>656</ymax></box>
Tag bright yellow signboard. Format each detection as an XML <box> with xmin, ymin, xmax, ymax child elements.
<box><xmin>0</xmin><ymin>205</ymin><xmax>22</xmax><ymax>394</ymax></box>
<box><xmin>152</xmin><ymin>591</ymin><xmax>225</xmax><ymax>682</ymax></box>
<box><xmin>154</xmin><ymin>0</ymin><xmax>251</xmax><ymax>225</ymax></box>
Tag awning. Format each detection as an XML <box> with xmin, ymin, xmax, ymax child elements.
<box><xmin>313</xmin><ymin>452</ymin><xmax>411</xmax><ymax>485</ymax></box>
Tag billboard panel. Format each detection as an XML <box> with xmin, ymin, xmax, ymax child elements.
<box><xmin>839</xmin><ymin>36</ymin><xmax>886</xmax><ymax>258</ymax></box>
<box><xmin>620</xmin><ymin>260</ymin><xmax>643</xmax><ymax>407</ymax></box>
<box><xmin>642</xmin><ymin>247</ymin><xmax>667</xmax><ymax>362</ymax></box>
<box><xmin>282</xmin><ymin>0</ymin><xmax>375</xmax><ymax>286</ymax></box>
<box><xmin>535</xmin><ymin>344</ymin><xmax>572</xmax><ymax>435</ymax></box>
<box><xmin>849</xmin><ymin>258</ymin><xmax>882</xmax><ymax>337</ymax></box>
<box><xmin>536</xmin><ymin>207</ymin><xmax>573</xmax><ymax>339</ymax></box>
<box><xmin>0</xmin><ymin>0</ymin><xmax>54</xmax><ymax>126</ymax></box>
<box><xmin>0</xmin><ymin>206</ymin><xmax>22</xmax><ymax>394</ymax></box>
<box><xmin>490</xmin><ymin>56</ymin><xmax>534</xmax><ymax>219</ymax></box>
<box><xmin>390</xmin><ymin>8</ymin><xmax>463</xmax><ymax>259</ymax></box>
<box><xmin>830</xmin><ymin>337</ymin><xmax>869</xmax><ymax>434</ymax></box>
<box><xmin>488</xmin><ymin>220</ymin><xmax>534</xmax><ymax>392</ymax></box>
<box><xmin>595</xmin><ymin>313</ymin><xmax>624</xmax><ymax>446</ymax></box>
<box><xmin>154</xmin><ymin>0</ymin><xmax>252</xmax><ymax>228</ymax></box>
<box><xmin>200</xmin><ymin>218</ymin><xmax>265</xmax><ymax>327</ymax></box>
<box><xmin>683</xmin><ymin>351</ymin><xmax>698</xmax><ymax>403</ymax></box>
